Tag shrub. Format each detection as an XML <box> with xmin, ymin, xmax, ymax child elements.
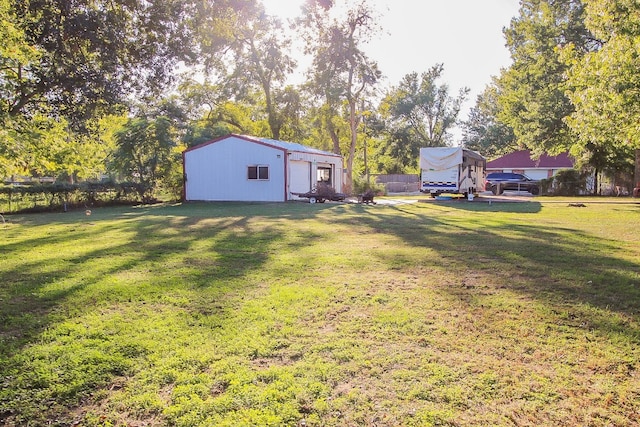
<box><xmin>551</xmin><ymin>169</ymin><xmax>587</xmax><ymax>196</ymax></box>
<box><xmin>539</xmin><ymin>177</ymin><xmax>554</xmax><ymax>195</ymax></box>
<box><xmin>352</xmin><ymin>176</ymin><xmax>385</xmax><ymax>196</ymax></box>
<box><xmin>0</xmin><ymin>181</ymin><xmax>147</xmax><ymax>213</ymax></box>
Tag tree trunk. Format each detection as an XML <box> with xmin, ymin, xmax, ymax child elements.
<box><xmin>345</xmin><ymin>99</ymin><xmax>359</xmax><ymax>194</ymax></box>
<box><xmin>634</xmin><ymin>149</ymin><xmax>640</xmax><ymax>197</ymax></box>
<box><xmin>326</xmin><ymin>109</ymin><xmax>340</xmax><ymax>155</ymax></box>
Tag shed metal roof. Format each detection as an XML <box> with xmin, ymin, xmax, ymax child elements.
<box><xmin>243</xmin><ymin>135</ymin><xmax>340</xmax><ymax>158</ymax></box>
<box><xmin>184</xmin><ymin>134</ymin><xmax>341</xmax><ymax>158</ymax></box>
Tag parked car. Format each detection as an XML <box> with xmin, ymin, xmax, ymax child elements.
<box><xmin>485</xmin><ymin>172</ymin><xmax>540</xmax><ymax>195</ymax></box>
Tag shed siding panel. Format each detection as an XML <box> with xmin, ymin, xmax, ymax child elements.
<box><xmin>185</xmin><ymin>137</ymin><xmax>286</xmax><ymax>201</ymax></box>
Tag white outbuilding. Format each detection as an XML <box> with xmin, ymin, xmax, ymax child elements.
<box><xmin>183</xmin><ymin>134</ymin><xmax>344</xmax><ymax>202</ymax></box>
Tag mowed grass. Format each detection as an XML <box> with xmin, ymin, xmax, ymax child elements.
<box><xmin>1</xmin><ymin>198</ymin><xmax>639</xmax><ymax>426</ymax></box>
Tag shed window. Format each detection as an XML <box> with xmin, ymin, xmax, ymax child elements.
<box><xmin>248</xmin><ymin>165</ymin><xmax>269</xmax><ymax>180</ymax></box>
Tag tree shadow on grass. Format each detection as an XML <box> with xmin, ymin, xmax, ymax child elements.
<box><xmin>330</xmin><ymin>203</ymin><xmax>640</xmax><ymax>342</ymax></box>
<box><xmin>0</xmin><ymin>203</ymin><xmax>328</xmax><ymax>423</ymax></box>
<box><xmin>1</xmin><ymin>203</ymin><xmax>328</xmax><ymax>346</ymax></box>
<box><xmin>418</xmin><ymin>198</ymin><xmax>543</xmax><ymax>213</ymax></box>
<box><xmin>2</xmin><ymin>201</ymin><xmax>638</xmax><ymax>424</ymax></box>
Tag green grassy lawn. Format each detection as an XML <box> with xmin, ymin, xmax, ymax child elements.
<box><xmin>1</xmin><ymin>198</ymin><xmax>639</xmax><ymax>426</ymax></box>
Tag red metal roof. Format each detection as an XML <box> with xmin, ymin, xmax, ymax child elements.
<box><xmin>487</xmin><ymin>150</ymin><xmax>574</xmax><ymax>169</ymax></box>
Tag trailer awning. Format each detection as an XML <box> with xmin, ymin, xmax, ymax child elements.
<box><xmin>420</xmin><ymin>147</ymin><xmax>463</xmax><ymax>171</ymax></box>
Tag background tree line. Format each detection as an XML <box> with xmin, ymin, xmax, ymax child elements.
<box><xmin>1</xmin><ymin>0</ymin><xmax>638</xmax><ymax>201</ymax></box>
<box><xmin>461</xmin><ymin>0</ymin><xmax>640</xmax><ymax>191</ymax></box>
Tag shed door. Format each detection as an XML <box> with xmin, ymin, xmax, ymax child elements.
<box><xmin>290</xmin><ymin>160</ymin><xmax>311</xmax><ymax>194</ymax></box>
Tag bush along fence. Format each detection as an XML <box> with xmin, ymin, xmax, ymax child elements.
<box><xmin>539</xmin><ymin>169</ymin><xmax>594</xmax><ymax>196</ymax></box>
<box><xmin>0</xmin><ymin>181</ymin><xmax>149</xmax><ymax>214</ymax></box>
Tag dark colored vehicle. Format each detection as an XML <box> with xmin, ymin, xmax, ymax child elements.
<box><xmin>485</xmin><ymin>172</ymin><xmax>540</xmax><ymax>195</ymax></box>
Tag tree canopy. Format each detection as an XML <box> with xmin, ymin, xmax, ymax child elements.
<box><xmin>481</xmin><ymin>0</ymin><xmax>638</xmax><ymax>189</ymax></box>
<box><xmin>374</xmin><ymin>66</ymin><xmax>468</xmax><ymax>173</ymax></box>
<box><xmin>461</xmin><ymin>81</ymin><xmax>517</xmax><ymax>158</ymax></box>
<box><xmin>0</xmin><ymin>0</ymin><xmax>254</xmax><ymax>179</ymax></box>
<box><xmin>496</xmin><ymin>0</ymin><xmax>595</xmax><ymax>156</ymax></box>
<box><xmin>298</xmin><ymin>0</ymin><xmax>382</xmax><ymax>189</ymax></box>
<box><xmin>563</xmin><ymin>0</ymin><xmax>640</xmax><ymax>173</ymax></box>
<box><xmin>2</xmin><ymin>0</ymin><xmax>639</xmax><ymax>198</ymax></box>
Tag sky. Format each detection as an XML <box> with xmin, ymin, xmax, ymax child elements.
<box><xmin>262</xmin><ymin>0</ymin><xmax>521</xmax><ymax>139</ymax></box>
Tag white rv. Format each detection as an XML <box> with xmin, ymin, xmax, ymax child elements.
<box><xmin>420</xmin><ymin>147</ymin><xmax>486</xmax><ymax>197</ymax></box>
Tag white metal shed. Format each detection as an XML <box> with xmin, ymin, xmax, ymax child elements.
<box><xmin>183</xmin><ymin>134</ymin><xmax>344</xmax><ymax>202</ymax></box>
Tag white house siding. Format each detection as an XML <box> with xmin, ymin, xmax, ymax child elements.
<box><xmin>522</xmin><ymin>169</ymin><xmax>554</xmax><ymax>180</ymax></box>
<box><xmin>184</xmin><ymin>135</ymin><xmax>344</xmax><ymax>202</ymax></box>
<box><xmin>184</xmin><ymin>136</ymin><xmax>287</xmax><ymax>202</ymax></box>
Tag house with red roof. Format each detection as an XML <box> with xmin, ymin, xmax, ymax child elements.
<box><xmin>486</xmin><ymin>150</ymin><xmax>574</xmax><ymax>180</ymax></box>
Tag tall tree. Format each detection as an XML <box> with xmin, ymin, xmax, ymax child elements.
<box><xmin>5</xmin><ymin>0</ymin><xmax>194</xmax><ymax>123</ymax></box>
<box><xmin>178</xmin><ymin>78</ymin><xmax>270</xmax><ymax>146</ymax></box>
<box><xmin>298</xmin><ymin>0</ymin><xmax>381</xmax><ymax>191</ymax></box>
<box><xmin>497</xmin><ymin>0</ymin><xmax>596</xmax><ymax>156</ymax></box>
<box><xmin>1</xmin><ymin>0</ymin><xmax>252</xmax><ymax>179</ymax></box>
<box><xmin>110</xmin><ymin>115</ymin><xmax>182</xmax><ymax>202</ymax></box>
<box><xmin>273</xmin><ymin>85</ymin><xmax>307</xmax><ymax>142</ymax></box>
<box><xmin>223</xmin><ymin>14</ymin><xmax>297</xmax><ymax>140</ymax></box>
<box><xmin>461</xmin><ymin>81</ymin><xmax>517</xmax><ymax>158</ymax></box>
<box><xmin>0</xmin><ymin>0</ymin><xmax>39</xmax><ymax>177</ymax></box>
<box><xmin>378</xmin><ymin>65</ymin><xmax>468</xmax><ymax>171</ymax></box>
<box><xmin>563</xmin><ymin>0</ymin><xmax>639</xmax><ymax>181</ymax></box>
